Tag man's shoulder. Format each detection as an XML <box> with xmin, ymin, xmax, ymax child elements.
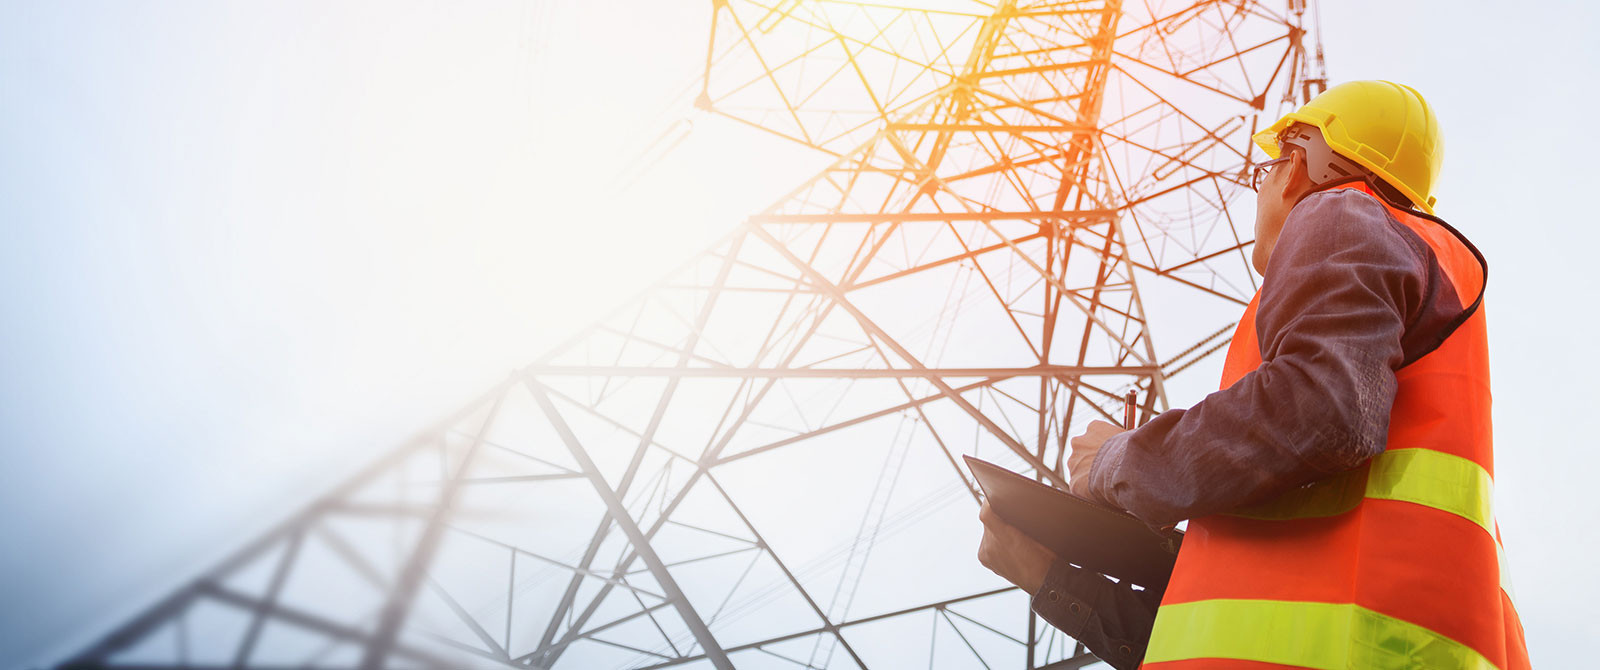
<box><xmin>1279</xmin><ymin>188</ymin><xmax>1430</xmax><ymax>265</ymax></box>
<box><xmin>1289</xmin><ymin>188</ymin><xmax>1394</xmax><ymax>231</ymax></box>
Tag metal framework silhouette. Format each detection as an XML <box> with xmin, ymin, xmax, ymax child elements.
<box><xmin>58</xmin><ymin>1</ymin><xmax>1325</xmax><ymax>668</ymax></box>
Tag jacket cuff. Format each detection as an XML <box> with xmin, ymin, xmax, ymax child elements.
<box><xmin>1029</xmin><ymin>558</ymin><xmax>1151</xmax><ymax>670</ymax></box>
<box><xmin>1030</xmin><ymin>558</ymin><xmax>1093</xmax><ymax>637</ymax></box>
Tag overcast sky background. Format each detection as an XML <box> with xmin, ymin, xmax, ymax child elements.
<box><xmin>2</xmin><ymin>1</ymin><xmax>1597</xmax><ymax>667</ymax></box>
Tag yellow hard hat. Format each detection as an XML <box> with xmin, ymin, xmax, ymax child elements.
<box><xmin>1252</xmin><ymin>80</ymin><xmax>1444</xmax><ymax>214</ymax></box>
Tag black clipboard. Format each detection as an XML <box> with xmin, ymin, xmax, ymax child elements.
<box><xmin>966</xmin><ymin>455</ymin><xmax>1182</xmax><ymax>590</ymax></box>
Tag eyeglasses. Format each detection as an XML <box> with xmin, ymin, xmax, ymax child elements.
<box><xmin>1249</xmin><ymin>157</ymin><xmax>1291</xmax><ymax>192</ymax></box>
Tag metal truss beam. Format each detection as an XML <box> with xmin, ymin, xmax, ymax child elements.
<box><xmin>55</xmin><ymin>2</ymin><xmax>1325</xmax><ymax>668</ymax></box>
<box><xmin>528</xmin><ymin>380</ymin><xmax>735</xmax><ymax>670</ymax></box>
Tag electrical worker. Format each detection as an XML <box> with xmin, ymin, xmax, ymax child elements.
<box><xmin>977</xmin><ymin>80</ymin><xmax>1530</xmax><ymax>669</ymax></box>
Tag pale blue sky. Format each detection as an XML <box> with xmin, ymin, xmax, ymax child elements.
<box><xmin>2</xmin><ymin>1</ymin><xmax>1597</xmax><ymax>667</ymax></box>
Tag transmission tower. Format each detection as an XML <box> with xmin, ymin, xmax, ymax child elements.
<box><xmin>57</xmin><ymin>1</ymin><xmax>1325</xmax><ymax>668</ymax></box>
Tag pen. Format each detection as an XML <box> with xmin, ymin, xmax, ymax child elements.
<box><xmin>1123</xmin><ymin>390</ymin><xmax>1136</xmax><ymax>429</ymax></box>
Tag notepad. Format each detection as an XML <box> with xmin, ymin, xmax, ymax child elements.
<box><xmin>966</xmin><ymin>455</ymin><xmax>1182</xmax><ymax>590</ymax></box>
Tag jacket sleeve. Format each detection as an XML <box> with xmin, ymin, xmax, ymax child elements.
<box><xmin>1081</xmin><ymin>189</ymin><xmax>1439</xmax><ymax>524</ymax></box>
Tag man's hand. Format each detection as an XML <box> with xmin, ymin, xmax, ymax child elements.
<box><xmin>1068</xmin><ymin>420</ymin><xmax>1126</xmax><ymax>498</ymax></box>
<box><xmin>977</xmin><ymin>502</ymin><xmax>1056</xmax><ymax>594</ymax></box>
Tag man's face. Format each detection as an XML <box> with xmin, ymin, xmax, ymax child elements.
<box><xmin>1251</xmin><ymin>149</ymin><xmax>1305</xmax><ymax>275</ymax></box>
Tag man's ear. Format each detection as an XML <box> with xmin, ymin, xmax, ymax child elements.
<box><xmin>1279</xmin><ymin>149</ymin><xmax>1312</xmax><ymax>199</ymax></box>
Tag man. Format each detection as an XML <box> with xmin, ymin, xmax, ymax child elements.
<box><xmin>977</xmin><ymin>80</ymin><xmax>1529</xmax><ymax>669</ymax></box>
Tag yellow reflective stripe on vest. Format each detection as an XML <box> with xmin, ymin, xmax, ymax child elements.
<box><xmin>1367</xmin><ymin>448</ymin><xmax>1493</xmax><ymax>533</ymax></box>
<box><xmin>1368</xmin><ymin>451</ymin><xmax>1520</xmax><ymax>613</ymax></box>
<box><xmin>1497</xmin><ymin>534</ymin><xmax>1521</xmax><ymax>614</ymax></box>
<box><xmin>1229</xmin><ymin>447</ymin><xmax>1492</xmax><ymax>532</ymax></box>
<box><xmin>1225</xmin><ymin>447</ymin><xmax>1519</xmax><ymax>609</ymax></box>
<box><xmin>1145</xmin><ymin>599</ymin><xmax>1498</xmax><ymax>669</ymax></box>
<box><xmin>1228</xmin><ymin>466</ymin><xmax>1366</xmax><ymax>520</ymax></box>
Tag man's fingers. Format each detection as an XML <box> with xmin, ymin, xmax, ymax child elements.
<box><xmin>976</xmin><ymin>506</ymin><xmax>999</xmax><ymax>569</ymax></box>
<box><xmin>979</xmin><ymin>504</ymin><xmax>1012</xmax><ymax>532</ymax></box>
<box><xmin>1087</xmin><ymin>419</ymin><xmax>1123</xmax><ymax>436</ymax></box>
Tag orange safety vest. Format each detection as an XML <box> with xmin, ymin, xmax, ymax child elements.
<box><xmin>1141</xmin><ymin>182</ymin><xmax>1530</xmax><ymax>669</ymax></box>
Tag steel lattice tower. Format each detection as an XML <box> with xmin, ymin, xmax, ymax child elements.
<box><xmin>58</xmin><ymin>1</ymin><xmax>1325</xmax><ymax>668</ymax></box>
